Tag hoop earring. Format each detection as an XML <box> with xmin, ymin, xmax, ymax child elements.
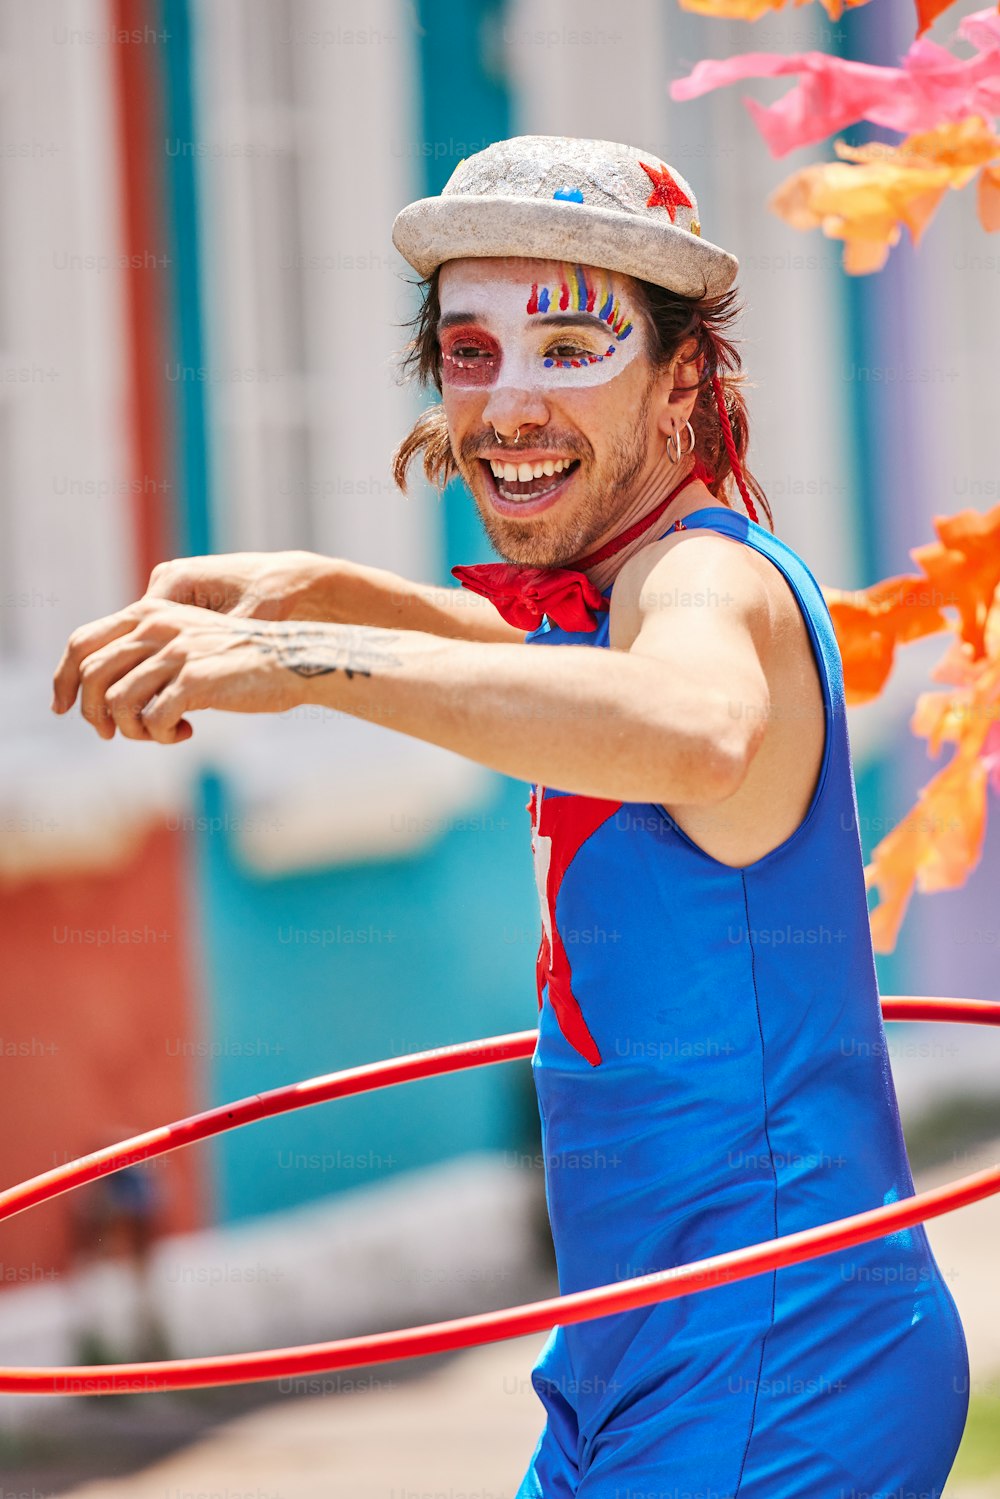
<box><xmin>493</xmin><ymin>427</ymin><xmax>520</xmax><ymax>445</ymax></box>
<box><xmin>666</xmin><ymin>420</ymin><xmax>695</xmax><ymax>464</ymax></box>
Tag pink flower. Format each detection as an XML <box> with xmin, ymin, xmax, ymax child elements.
<box><xmin>669</xmin><ymin>6</ymin><xmax>1000</xmax><ymax>158</ymax></box>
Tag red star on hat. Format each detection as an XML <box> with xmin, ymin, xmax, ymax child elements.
<box><xmin>639</xmin><ymin>160</ymin><xmax>693</xmax><ymax>221</ymax></box>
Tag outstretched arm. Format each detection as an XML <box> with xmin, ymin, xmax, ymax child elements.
<box><xmin>143</xmin><ymin>550</ymin><xmax>528</xmax><ymax>646</ymax></box>
<box><xmin>52</xmin><ymin>531</ymin><xmax>771</xmax><ymax>808</ymax></box>
<box><xmin>313</xmin><ymin>558</ymin><xmax>529</xmax><ymax>644</ymax></box>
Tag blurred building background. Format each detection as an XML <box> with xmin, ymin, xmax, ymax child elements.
<box><xmin>0</xmin><ymin>0</ymin><xmax>998</xmax><ymax>1457</ymax></box>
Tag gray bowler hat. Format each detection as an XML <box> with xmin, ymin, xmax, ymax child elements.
<box><xmin>391</xmin><ymin>134</ymin><xmax>739</xmax><ymax>300</ymax></box>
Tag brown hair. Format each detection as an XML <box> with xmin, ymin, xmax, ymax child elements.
<box><xmin>391</xmin><ymin>265</ymin><xmax>773</xmax><ymax>532</ymax></box>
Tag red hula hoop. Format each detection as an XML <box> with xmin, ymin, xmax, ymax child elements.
<box><xmin>0</xmin><ymin>995</ymin><xmax>996</xmax><ymax>1395</ymax></box>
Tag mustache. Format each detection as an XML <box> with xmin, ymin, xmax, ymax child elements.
<box><xmin>460</xmin><ymin>432</ymin><xmax>591</xmax><ymax>460</ymax></box>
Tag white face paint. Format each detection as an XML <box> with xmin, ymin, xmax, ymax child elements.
<box><xmin>437</xmin><ymin>261</ymin><xmax>645</xmax><ymax>394</ymax></box>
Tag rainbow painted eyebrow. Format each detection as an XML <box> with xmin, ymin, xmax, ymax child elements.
<box><xmin>526</xmin><ymin>263</ymin><xmax>634</xmax><ymax>341</ymax></box>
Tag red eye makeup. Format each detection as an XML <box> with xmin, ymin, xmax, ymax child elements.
<box><xmin>440</xmin><ymin>327</ymin><xmax>502</xmax><ymax>388</ymax></box>
<box><xmin>436</xmin><ymin>273</ymin><xmax>643</xmax><ymax>394</ymax></box>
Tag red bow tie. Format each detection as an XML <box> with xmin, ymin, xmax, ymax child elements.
<box><xmin>450</xmin><ymin>562</ymin><xmax>609</xmax><ymax>632</ymax></box>
<box><xmin>452</xmin><ymin>461</ymin><xmax>714</xmax><ymax>633</ymax></box>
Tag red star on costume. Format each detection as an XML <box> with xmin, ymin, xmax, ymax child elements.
<box><xmin>639</xmin><ymin>160</ymin><xmax>693</xmax><ymax>222</ymax></box>
<box><xmin>528</xmin><ymin>785</ymin><xmax>622</xmax><ymax>1067</ymax></box>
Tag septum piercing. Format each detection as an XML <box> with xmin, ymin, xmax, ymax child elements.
<box><xmin>493</xmin><ymin>427</ymin><xmax>519</xmax><ymax>445</ymax></box>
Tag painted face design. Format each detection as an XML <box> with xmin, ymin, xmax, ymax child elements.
<box><xmin>438</xmin><ymin>262</ymin><xmax>643</xmax><ymax>393</ymax></box>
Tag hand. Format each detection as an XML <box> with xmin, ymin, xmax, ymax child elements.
<box><xmin>143</xmin><ymin>549</ymin><xmax>336</xmax><ymax>621</ymax></box>
<box><xmin>51</xmin><ymin>602</ymin><xmax>321</xmax><ymax>744</ymax></box>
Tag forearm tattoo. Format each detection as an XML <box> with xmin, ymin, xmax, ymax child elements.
<box><xmin>234</xmin><ymin>624</ymin><xmax>403</xmax><ymax>680</ymax></box>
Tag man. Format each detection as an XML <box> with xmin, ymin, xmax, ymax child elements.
<box><xmin>53</xmin><ymin>136</ymin><xmax>967</xmax><ymax>1496</ymax></box>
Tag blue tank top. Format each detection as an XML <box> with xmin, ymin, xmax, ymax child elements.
<box><xmin>521</xmin><ymin>504</ymin><xmax>969</xmax><ymax>1469</ymax></box>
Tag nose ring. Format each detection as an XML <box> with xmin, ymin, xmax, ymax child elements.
<box><xmin>493</xmin><ymin>426</ymin><xmax>520</xmax><ymax>445</ymax></box>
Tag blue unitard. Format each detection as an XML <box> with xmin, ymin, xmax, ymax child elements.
<box><xmin>515</xmin><ymin>506</ymin><xmax>969</xmax><ymax>1497</ymax></box>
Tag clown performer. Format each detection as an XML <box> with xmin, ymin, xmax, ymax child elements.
<box><xmin>51</xmin><ymin>137</ymin><xmax>969</xmax><ymax>1496</ymax></box>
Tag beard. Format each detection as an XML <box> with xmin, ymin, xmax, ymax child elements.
<box><xmin>454</xmin><ymin>378</ymin><xmax>655</xmax><ymax>568</ymax></box>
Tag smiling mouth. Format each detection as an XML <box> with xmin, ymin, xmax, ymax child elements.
<box><xmin>482</xmin><ymin>457</ymin><xmax>581</xmax><ymax>503</ymax></box>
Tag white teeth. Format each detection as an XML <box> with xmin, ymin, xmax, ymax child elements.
<box><xmin>488</xmin><ymin>455</ymin><xmax>575</xmax><ymax>473</ymax></box>
<box><xmin>486</xmin><ymin>457</ymin><xmax>576</xmax><ymax>488</ymax></box>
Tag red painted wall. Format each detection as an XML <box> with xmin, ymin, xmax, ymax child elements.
<box><xmin>0</xmin><ymin>826</ymin><xmax>207</xmax><ymax>1286</ymax></box>
<box><xmin>113</xmin><ymin>0</ymin><xmax>176</xmax><ymax>578</ymax></box>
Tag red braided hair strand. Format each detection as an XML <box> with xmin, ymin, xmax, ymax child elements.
<box><xmin>710</xmin><ymin>373</ymin><xmax>759</xmax><ymax>525</ymax></box>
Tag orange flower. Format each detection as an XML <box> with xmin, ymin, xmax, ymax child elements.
<box><xmin>769</xmin><ymin>117</ymin><xmax>1000</xmax><ymax>274</ymax></box>
<box><xmin>861</xmin><ymin>585</ymin><xmax>1000</xmax><ymax>951</ymax></box>
<box><xmin>826</xmin><ymin>514</ymin><xmax>1000</xmax><ymax>950</ymax></box>
<box><xmin>823</xmin><ymin>574</ymin><xmax>948</xmax><ymax>705</ymax></box>
<box><xmin>673</xmin><ymin>0</ymin><xmax>965</xmax><ymax>34</ymax></box>
<box><xmin>677</xmin><ymin>0</ymin><xmax>870</xmax><ymax>19</ymax></box>
<box><xmin>915</xmin><ymin>0</ymin><xmax>964</xmax><ymax>33</ymax></box>
<box><xmin>911</xmin><ymin>502</ymin><xmax>1000</xmax><ymax>658</ymax></box>
<box><xmin>865</xmin><ymin>749</ymin><xmax>990</xmax><ymax>951</ymax></box>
